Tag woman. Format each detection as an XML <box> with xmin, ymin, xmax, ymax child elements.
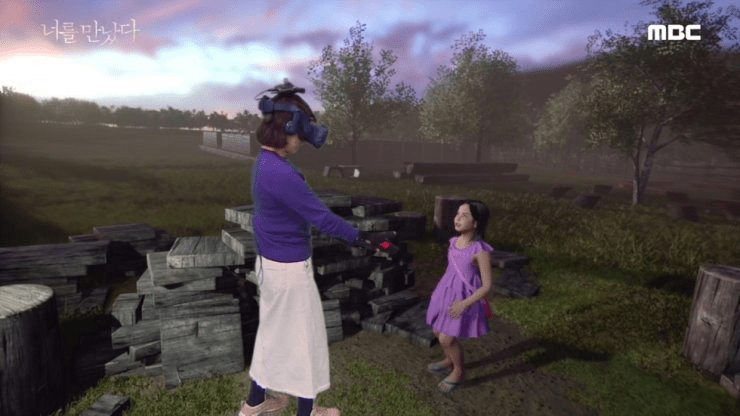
<box><xmin>238</xmin><ymin>85</ymin><xmax>359</xmax><ymax>416</ymax></box>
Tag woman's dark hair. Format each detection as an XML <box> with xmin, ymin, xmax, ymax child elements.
<box><xmin>256</xmin><ymin>94</ymin><xmax>316</xmax><ymax>148</ymax></box>
<box><xmin>460</xmin><ymin>199</ymin><xmax>489</xmax><ymax>241</ymax></box>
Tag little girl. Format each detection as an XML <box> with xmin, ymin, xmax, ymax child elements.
<box><xmin>425</xmin><ymin>199</ymin><xmax>493</xmax><ymax>394</ymax></box>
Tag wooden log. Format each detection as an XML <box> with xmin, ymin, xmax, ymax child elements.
<box><xmin>547</xmin><ymin>186</ymin><xmax>572</xmax><ymax>200</ymax></box>
<box><xmin>351</xmin><ymin>195</ymin><xmax>403</xmax><ymax>217</ymax></box>
<box><xmin>386</xmin><ymin>211</ymin><xmax>426</xmax><ymax>240</ymax></box>
<box><xmin>80</xmin><ymin>393</ymin><xmax>130</xmax><ymax>416</ymax></box>
<box><xmin>415</xmin><ymin>173</ymin><xmax>529</xmax><ymax>185</ymax></box>
<box><xmin>167</xmin><ymin>236</ymin><xmax>244</xmax><ymax>268</ymax></box>
<box><xmin>667</xmin><ymin>203</ymin><xmax>699</xmax><ymax>222</ymax></box>
<box><xmin>571</xmin><ymin>194</ymin><xmax>602</xmax><ymax>209</ymax></box>
<box><xmin>147</xmin><ymin>251</ymin><xmax>225</xmax><ymax>285</ymax></box>
<box><xmin>682</xmin><ymin>264</ymin><xmax>740</xmax><ymax>376</ymax></box>
<box><xmin>368</xmin><ymin>289</ymin><xmax>419</xmax><ymax>315</ymax></box>
<box><xmin>384</xmin><ymin>301</ymin><xmax>437</xmax><ymax>348</ymax></box>
<box><xmin>0</xmin><ymin>284</ymin><xmax>67</xmax><ymax>416</ymax></box>
<box><xmin>406</xmin><ymin>162</ymin><xmax>518</xmax><ymax>176</ymax></box>
<box><xmin>111</xmin><ymin>319</ymin><xmax>160</xmax><ymax>349</ymax></box>
<box><xmin>434</xmin><ymin>195</ymin><xmax>467</xmax><ymax>243</ymax></box>
<box><xmin>111</xmin><ymin>293</ymin><xmax>143</xmax><ymax>326</ymax></box>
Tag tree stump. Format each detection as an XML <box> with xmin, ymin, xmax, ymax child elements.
<box><xmin>683</xmin><ymin>264</ymin><xmax>740</xmax><ymax>376</ymax></box>
<box><xmin>571</xmin><ymin>194</ymin><xmax>601</xmax><ymax>209</ymax></box>
<box><xmin>387</xmin><ymin>211</ymin><xmax>426</xmax><ymax>240</ymax></box>
<box><xmin>547</xmin><ymin>186</ymin><xmax>571</xmax><ymax>200</ymax></box>
<box><xmin>433</xmin><ymin>195</ymin><xmax>467</xmax><ymax>243</ymax></box>
<box><xmin>0</xmin><ymin>284</ymin><xmax>67</xmax><ymax>416</ymax></box>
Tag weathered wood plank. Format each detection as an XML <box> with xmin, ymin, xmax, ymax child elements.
<box><xmin>360</xmin><ymin>311</ymin><xmax>393</xmax><ymax>333</ymax></box>
<box><xmin>111</xmin><ymin>293</ymin><xmax>143</xmax><ymax>327</ymax></box>
<box><xmin>384</xmin><ymin>301</ymin><xmax>437</xmax><ymax>348</ymax></box>
<box><xmin>324</xmin><ymin>309</ymin><xmax>342</xmax><ymax>328</ymax></box>
<box><xmin>129</xmin><ymin>340</ymin><xmax>161</xmax><ymax>361</ymax></box>
<box><xmin>326</xmin><ymin>325</ymin><xmax>343</xmax><ymax>343</ymax></box>
<box><xmin>321</xmin><ymin>283</ymin><xmax>350</xmax><ymax>302</ymax></box>
<box><xmin>314</xmin><ymin>255</ymin><xmax>373</xmax><ymax>276</ymax></box>
<box><xmin>147</xmin><ymin>252</ymin><xmax>224</xmax><ymax>285</ymax></box>
<box><xmin>80</xmin><ymin>393</ymin><xmax>130</xmax><ymax>416</ymax></box>
<box><xmin>93</xmin><ymin>223</ymin><xmax>157</xmax><ymax>241</ymax></box>
<box><xmin>157</xmin><ymin>298</ymin><xmax>240</xmax><ymax>321</ymax></box>
<box><xmin>489</xmin><ymin>251</ymin><xmax>530</xmax><ymax>270</ymax></box>
<box><xmin>369</xmin><ymin>265</ymin><xmax>404</xmax><ymax>293</ymax></box>
<box><xmin>68</xmin><ymin>234</ymin><xmax>100</xmax><ymax>243</ymax></box>
<box><xmin>167</xmin><ymin>236</ymin><xmax>244</xmax><ymax>268</ymax></box>
<box><xmin>109</xmin><ymin>363</ymin><xmax>163</xmax><ymax>380</ymax></box>
<box><xmin>111</xmin><ymin>319</ymin><xmax>160</xmax><ymax>349</ymax></box>
<box><xmin>224</xmin><ymin>205</ymin><xmax>253</xmax><ymax>231</ymax></box>
<box><xmin>367</xmin><ymin>289</ymin><xmax>419</xmax><ymax>315</ymax></box>
<box><xmin>104</xmin><ymin>351</ymin><xmax>144</xmax><ymax>377</ymax></box>
<box><xmin>415</xmin><ymin>173</ymin><xmax>529</xmax><ymax>185</ymax></box>
<box><xmin>406</xmin><ymin>162</ymin><xmax>518</xmax><ymax>176</ymax></box>
<box><xmin>344</xmin><ymin>216</ymin><xmax>391</xmax><ymax>232</ymax></box>
<box><xmin>313</xmin><ymin>188</ymin><xmax>352</xmax><ymax>208</ymax></box>
<box><xmin>0</xmin><ymin>240</ymin><xmax>108</xmax><ymax>266</ymax></box>
<box><xmin>221</xmin><ymin>227</ymin><xmax>258</xmax><ymax>262</ymax></box>
<box><xmin>351</xmin><ymin>195</ymin><xmax>403</xmax><ymax>218</ymax></box>
<box><xmin>153</xmin><ymin>291</ymin><xmax>236</xmax><ymax>308</ymax></box>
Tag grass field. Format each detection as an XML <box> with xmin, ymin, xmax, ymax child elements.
<box><xmin>2</xmin><ymin>122</ymin><xmax>740</xmax><ymax>416</ymax></box>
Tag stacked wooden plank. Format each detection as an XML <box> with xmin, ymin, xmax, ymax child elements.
<box><xmin>104</xmin><ymin>236</ymin><xmax>249</xmax><ymax>389</ymax></box>
<box><xmin>0</xmin><ymin>240</ymin><xmax>111</xmax><ymax>315</ymax></box>
<box><xmin>225</xmin><ymin>190</ymin><xmax>436</xmax><ymax>347</ymax></box>
<box><xmin>393</xmin><ymin>162</ymin><xmax>529</xmax><ymax>185</ymax></box>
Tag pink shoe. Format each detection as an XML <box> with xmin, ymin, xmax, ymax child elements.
<box><xmin>238</xmin><ymin>393</ymin><xmax>289</xmax><ymax>416</ymax></box>
<box><xmin>310</xmin><ymin>406</ymin><xmax>341</xmax><ymax>416</ymax></box>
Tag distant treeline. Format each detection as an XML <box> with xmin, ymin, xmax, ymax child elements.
<box><xmin>0</xmin><ymin>86</ymin><xmax>262</xmax><ymax>131</ymax></box>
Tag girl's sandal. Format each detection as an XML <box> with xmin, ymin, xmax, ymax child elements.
<box><xmin>427</xmin><ymin>362</ymin><xmax>452</xmax><ymax>377</ymax></box>
<box><xmin>437</xmin><ymin>376</ymin><xmax>464</xmax><ymax>394</ymax></box>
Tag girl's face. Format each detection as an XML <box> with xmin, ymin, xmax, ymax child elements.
<box><xmin>454</xmin><ymin>203</ymin><xmax>477</xmax><ymax>234</ymax></box>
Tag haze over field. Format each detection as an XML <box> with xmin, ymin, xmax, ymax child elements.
<box><xmin>2</xmin><ymin>0</ymin><xmax>738</xmax><ymax>116</ymax></box>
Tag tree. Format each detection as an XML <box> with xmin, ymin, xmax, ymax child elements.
<box><xmin>578</xmin><ymin>0</ymin><xmax>740</xmax><ymax>204</ymax></box>
<box><xmin>308</xmin><ymin>21</ymin><xmax>415</xmax><ymax>164</ymax></box>
<box><xmin>1</xmin><ymin>86</ymin><xmax>41</xmax><ymax>124</ymax></box>
<box><xmin>419</xmin><ymin>30</ymin><xmax>528</xmax><ymax>162</ymax></box>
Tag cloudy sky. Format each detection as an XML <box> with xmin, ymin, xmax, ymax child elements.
<box><xmin>1</xmin><ymin>0</ymin><xmax>738</xmax><ymax>117</ymax></box>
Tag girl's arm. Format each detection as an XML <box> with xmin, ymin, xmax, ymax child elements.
<box><xmin>461</xmin><ymin>250</ymin><xmax>493</xmax><ymax>308</ymax></box>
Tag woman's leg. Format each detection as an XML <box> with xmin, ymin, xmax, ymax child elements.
<box><xmin>438</xmin><ymin>333</ymin><xmax>464</xmax><ymax>380</ymax></box>
<box><xmin>297</xmin><ymin>396</ymin><xmax>314</xmax><ymax>416</ymax></box>
<box><xmin>246</xmin><ymin>379</ymin><xmax>266</xmax><ymax>406</ymax></box>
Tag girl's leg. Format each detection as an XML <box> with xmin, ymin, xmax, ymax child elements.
<box><xmin>438</xmin><ymin>333</ymin><xmax>464</xmax><ymax>380</ymax></box>
<box><xmin>430</xmin><ymin>331</ymin><xmax>452</xmax><ymax>368</ymax></box>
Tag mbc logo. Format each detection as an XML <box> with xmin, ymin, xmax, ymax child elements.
<box><xmin>647</xmin><ymin>24</ymin><xmax>701</xmax><ymax>40</ymax></box>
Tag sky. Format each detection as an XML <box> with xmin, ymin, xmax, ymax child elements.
<box><xmin>1</xmin><ymin>0</ymin><xmax>739</xmax><ymax>118</ymax></box>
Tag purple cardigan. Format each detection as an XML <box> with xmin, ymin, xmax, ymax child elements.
<box><xmin>250</xmin><ymin>148</ymin><xmax>359</xmax><ymax>262</ymax></box>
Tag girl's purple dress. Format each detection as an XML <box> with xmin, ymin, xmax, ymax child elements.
<box><xmin>426</xmin><ymin>236</ymin><xmax>492</xmax><ymax>338</ymax></box>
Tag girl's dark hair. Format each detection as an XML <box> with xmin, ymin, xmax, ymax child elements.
<box><xmin>256</xmin><ymin>94</ymin><xmax>316</xmax><ymax>148</ymax></box>
<box><xmin>461</xmin><ymin>199</ymin><xmax>490</xmax><ymax>241</ymax></box>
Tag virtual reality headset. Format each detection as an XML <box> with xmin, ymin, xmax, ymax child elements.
<box><xmin>257</xmin><ymin>97</ymin><xmax>328</xmax><ymax>149</ymax></box>
<box><xmin>255</xmin><ymin>80</ymin><xmax>328</xmax><ymax>148</ymax></box>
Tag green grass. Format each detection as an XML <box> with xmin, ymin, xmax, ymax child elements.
<box><xmin>3</xmin><ymin>123</ymin><xmax>740</xmax><ymax>416</ymax></box>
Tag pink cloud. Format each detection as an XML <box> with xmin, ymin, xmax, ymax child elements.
<box><xmin>135</xmin><ymin>0</ymin><xmax>208</xmax><ymax>25</ymax></box>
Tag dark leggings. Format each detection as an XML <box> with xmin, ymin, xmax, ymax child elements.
<box><xmin>247</xmin><ymin>380</ymin><xmax>314</xmax><ymax>416</ymax></box>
